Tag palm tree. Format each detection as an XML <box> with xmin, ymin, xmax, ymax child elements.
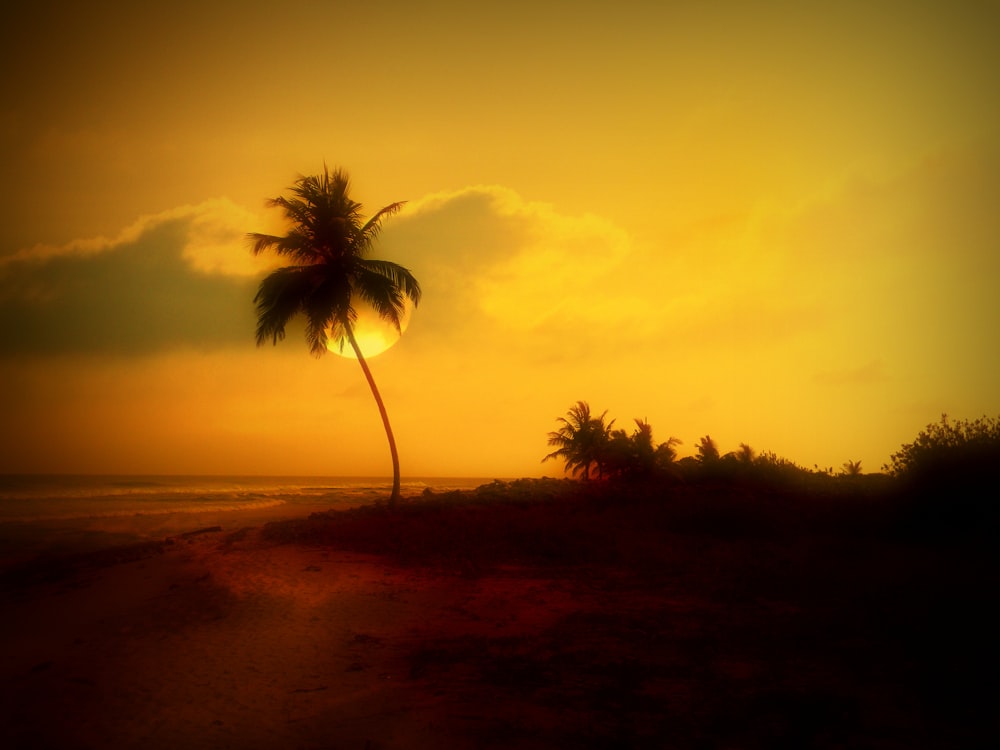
<box><xmin>840</xmin><ymin>459</ymin><xmax>863</xmax><ymax>477</ymax></box>
<box><xmin>248</xmin><ymin>167</ymin><xmax>421</xmax><ymax>505</ymax></box>
<box><xmin>735</xmin><ymin>442</ymin><xmax>756</xmax><ymax>465</ymax></box>
<box><xmin>605</xmin><ymin>418</ymin><xmax>678</xmax><ymax>479</ymax></box>
<box><xmin>622</xmin><ymin>418</ymin><xmax>658</xmax><ymax>477</ymax></box>
<box><xmin>543</xmin><ymin>401</ymin><xmax>614</xmax><ymax>480</ymax></box>
<box><xmin>696</xmin><ymin>435</ymin><xmax>720</xmax><ymax>463</ymax></box>
<box><xmin>654</xmin><ymin>434</ymin><xmax>683</xmax><ymax>472</ymax></box>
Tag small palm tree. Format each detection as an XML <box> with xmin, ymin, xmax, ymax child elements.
<box><xmin>696</xmin><ymin>435</ymin><xmax>720</xmax><ymax>463</ymax></box>
<box><xmin>655</xmin><ymin>435</ymin><xmax>683</xmax><ymax>470</ymax></box>
<box><xmin>840</xmin><ymin>459</ymin><xmax>863</xmax><ymax>477</ymax></box>
<box><xmin>248</xmin><ymin>167</ymin><xmax>421</xmax><ymax>505</ymax></box>
<box><xmin>607</xmin><ymin>419</ymin><xmax>683</xmax><ymax>479</ymax></box>
<box><xmin>735</xmin><ymin>442</ymin><xmax>756</xmax><ymax>465</ymax></box>
<box><xmin>625</xmin><ymin>418</ymin><xmax>659</xmax><ymax>476</ymax></box>
<box><xmin>543</xmin><ymin>401</ymin><xmax>614</xmax><ymax>480</ymax></box>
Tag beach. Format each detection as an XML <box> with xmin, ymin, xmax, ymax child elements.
<box><xmin>2</xmin><ymin>498</ymin><xmax>609</xmax><ymax>749</ymax></box>
<box><xmin>1</xmin><ymin>481</ymin><xmax>996</xmax><ymax>748</ymax></box>
<box><xmin>2</xmin><ymin>528</ymin><xmax>464</xmax><ymax>749</ymax></box>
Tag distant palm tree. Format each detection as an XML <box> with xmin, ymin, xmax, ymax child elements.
<box><xmin>608</xmin><ymin>418</ymin><xmax>683</xmax><ymax>478</ymax></box>
<box><xmin>841</xmin><ymin>459</ymin><xmax>863</xmax><ymax>477</ymax></box>
<box><xmin>626</xmin><ymin>418</ymin><xmax>661</xmax><ymax>475</ymax></box>
<box><xmin>543</xmin><ymin>401</ymin><xmax>614</xmax><ymax>480</ymax></box>
<box><xmin>655</xmin><ymin>434</ymin><xmax>683</xmax><ymax>469</ymax></box>
<box><xmin>249</xmin><ymin>167</ymin><xmax>421</xmax><ymax>505</ymax></box>
<box><xmin>735</xmin><ymin>442</ymin><xmax>756</xmax><ymax>465</ymax></box>
<box><xmin>696</xmin><ymin>435</ymin><xmax>720</xmax><ymax>463</ymax></box>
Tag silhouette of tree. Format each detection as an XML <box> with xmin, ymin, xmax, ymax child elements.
<box><xmin>606</xmin><ymin>419</ymin><xmax>683</xmax><ymax>479</ymax></box>
<box><xmin>543</xmin><ymin>401</ymin><xmax>615</xmax><ymax>480</ymax></box>
<box><xmin>840</xmin><ymin>459</ymin><xmax>863</xmax><ymax>477</ymax></box>
<box><xmin>606</xmin><ymin>424</ymin><xmax>641</xmax><ymax>479</ymax></box>
<box><xmin>885</xmin><ymin>414</ymin><xmax>1000</xmax><ymax>479</ymax></box>
<box><xmin>656</xmin><ymin>434</ymin><xmax>683</xmax><ymax>467</ymax></box>
<box><xmin>625</xmin><ymin>418</ymin><xmax>657</xmax><ymax>475</ymax></box>
<box><xmin>695</xmin><ymin>435</ymin><xmax>720</xmax><ymax>463</ymax></box>
<box><xmin>886</xmin><ymin>414</ymin><xmax>1000</xmax><ymax>534</ymax></box>
<box><xmin>735</xmin><ymin>442</ymin><xmax>756</xmax><ymax>465</ymax></box>
<box><xmin>249</xmin><ymin>167</ymin><xmax>421</xmax><ymax>505</ymax></box>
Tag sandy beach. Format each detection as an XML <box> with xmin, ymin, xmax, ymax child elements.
<box><xmin>1</xmin><ymin>510</ymin><xmax>468</xmax><ymax>749</ymax></box>
<box><xmin>2</xmin><ymin>484</ymin><xmax>996</xmax><ymax>749</ymax></box>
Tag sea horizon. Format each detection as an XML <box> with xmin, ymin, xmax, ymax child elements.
<box><xmin>0</xmin><ymin>474</ymin><xmax>507</xmax><ymax>525</ymax></box>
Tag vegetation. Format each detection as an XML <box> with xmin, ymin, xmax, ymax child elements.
<box><xmin>880</xmin><ymin>413</ymin><xmax>1000</xmax><ymax>533</ymax></box>
<box><xmin>542</xmin><ymin>401</ymin><xmax>615</xmax><ymax>480</ymax></box>
<box><xmin>543</xmin><ymin>402</ymin><xmax>683</xmax><ymax>481</ymax></box>
<box><xmin>542</xmin><ymin>403</ymin><xmax>837</xmax><ymax>488</ymax></box>
<box><xmin>258</xmin><ymin>410</ymin><xmax>998</xmax><ymax>749</ymax></box>
<box><xmin>695</xmin><ymin>434</ymin><xmax>721</xmax><ymax>463</ymax></box>
<box><xmin>539</xmin><ymin>403</ymin><xmax>1000</xmax><ymax>530</ymax></box>
<box><xmin>606</xmin><ymin>419</ymin><xmax>683</xmax><ymax>480</ymax></box>
<box><xmin>884</xmin><ymin>413</ymin><xmax>1000</xmax><ymax>480</ymax></box>
<box><xmin>840</xmin><ymin>459</ymin><xmax>863</xmax><ymax>477</ymax></box>
<box><xmin>232</xmin><ymin>406</ymin><xmax>1000</xmax><ymax>749</ymax></box>
<box><xmin>248</xmin><ymin>167</ymin><xmax>421</xmax><ymax>504</ymax></box>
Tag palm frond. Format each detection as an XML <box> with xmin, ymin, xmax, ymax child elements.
<box><xmin>247</xmin><ymin>231</ymin><xmax>319</xmax><ymax>263</ymax></box>
<box><xmin>266</xmin><ymin>195</ymin><xmax>318</xmax><ymax>231</ymax></box>
<box><xmin>352</xmin><ymin>268</ymin><xmax>407</xmax><ymax>331</ymax></box>
<box><xmin>290</xmin><ymin>169</ymin><xmax>364</xmax><ymax>228</ymax></box>
<box><xmin>253</xmin><ymin>266</ymin><xmax>317</xmax><ymax>346</ymax></box>
<box><xmin>356</xmin><ymin>201</ymin><xmax>406</xmax><ymax>251</ymax></box>
<box><xmin>541</xmin><ymin>401</ymin><xmax>616</xmax><ymax>480</ymax></box>
<box><xmin>302</xmin><ymin>273</ymin><xmax>353</xmax><ymax>357</ymax></box>
<box><xmin>356</xmin><ymin>259</ymin><xmax>422</xmax><ymax>307</ymax></box>
<box><xmin>249</xmin><ymin>166</ymin><xmax>418</xmax><ymax>361</ymax></box>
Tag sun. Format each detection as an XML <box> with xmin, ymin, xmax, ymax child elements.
<box><xmin>326</xmin><ymin>302</ymin><xmax>413</xmax><ymax>359</ymax></box>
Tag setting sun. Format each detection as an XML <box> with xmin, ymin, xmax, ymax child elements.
<box><xmin>326</xmin><ymin>302</ymin><xmax>412</xmax><ymax>359</ymax></box>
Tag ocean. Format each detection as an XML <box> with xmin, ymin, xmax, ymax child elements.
<box><xmin>0</xmin><ymin>475</ymin><xmax>495</xmax><ymax>565</ymax></box>
<box><xmin>0</xmin><ymin>475</ymin><xmax>491</xmax><ymax>524</ymax></box>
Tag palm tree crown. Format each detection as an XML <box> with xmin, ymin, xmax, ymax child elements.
<box><xmin>543</xmin><ymin>401</ymin><xmax>615</xmax><ymax>480</ymax></box>
<box><xmin>249</xmin><ymin>167</ymin><xmax>421</xmax><ymax>357</ymax></box>
<box><xmin>248</xmin><ymin>167</ymin><xmax>420</xmax><ymax>504</ymax></box>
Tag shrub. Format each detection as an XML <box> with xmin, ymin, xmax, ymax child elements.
<box><xmin>885</xmin><ymin>414</ymin><xmax>1000</xmax><ymax>536</ymax></box>
<box><xmin>885</xmin><ymin>414</ymin><xmax>1000</xmax><ymax>481</ymax></box>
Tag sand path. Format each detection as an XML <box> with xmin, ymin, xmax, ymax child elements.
<box><xmin>1</xmin><ymin>527</ymin><xmax>595</xmax><ymax>749</ymax></box>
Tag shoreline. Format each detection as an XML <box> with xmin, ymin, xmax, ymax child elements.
<box><xmin>0</xmin><ymin>491</ymin><xmax>409</xmax><ymax>573</ymax></box>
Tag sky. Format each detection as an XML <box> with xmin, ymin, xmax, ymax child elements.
<box><xmin>1</xmin><ymin>0</ymin><xmax>998</xmax><ymax>478</ymax></box>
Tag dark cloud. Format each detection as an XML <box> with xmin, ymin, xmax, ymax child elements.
<box><xmin>377</xmin><ymin>188</ymin><xmax>522</xmax><ymax>350</ymax></box>
<box><xmin>0</xmin><ymin>185</ymin><xmax>639</xmax><ymax>360</ymax></box>
<box><xmin>0</xmin><ymin>216</ymin><xmax>258</xmax><ymax>356</ymax></box>
<box><xmin>378</xmin><ymin>185</ymin><xmax>634</xmax><ymax>356</ymax></box>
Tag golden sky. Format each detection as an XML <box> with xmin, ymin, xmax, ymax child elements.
<box><xmin>1</xmin><ymin>0</ymin><xmax>998</xmax><ymax>477</ymax></box>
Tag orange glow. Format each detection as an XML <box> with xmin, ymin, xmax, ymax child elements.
<box><xmin>0</xmin><ymin>3</ymin><xmax>997</xmax><ymax>477</ymax></box>
<box><xmin>326</xmin><ymin>302</ymin><xmax>412</xmax><ymax>360</ymax></box>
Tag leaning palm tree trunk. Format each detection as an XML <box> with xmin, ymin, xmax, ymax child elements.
<box><xmin>346</xmin><ymin>324</ymin><xmax>401</xmax><ymax>505</ymax></box>
<box><xmin>249</xmin><ymin>168</ymin><xmax>420</xmax><ymax>506</ymax></box>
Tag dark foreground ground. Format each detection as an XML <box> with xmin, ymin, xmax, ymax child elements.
<box><xmin>2</xmin><ymin>477</ymin><xmax>997</xmax><ymax>748</ymax></box>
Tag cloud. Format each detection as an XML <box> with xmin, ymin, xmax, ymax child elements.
<box><xmin>0</xmin><ymin>200</ymin><xmax>263</xmax><ymax>356</ymax></box>
<box><xmin>379</xmin><ymin>185</ymin><xmax>638</xmax><ymax>354</ymax></box>
<box><xmin>0</xmin><ymin>187</ymin><xmax>642</xmax><ymax>359</ymax></box>
<box><xmin>376</xmin><ymin>184</ymin><xmax>834</xmax><ymax>369</ymax></box>
<box><xmin>814</xmin><ymin>359</ymin><xmax>888</xmax><ymax>386</ymax></box>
